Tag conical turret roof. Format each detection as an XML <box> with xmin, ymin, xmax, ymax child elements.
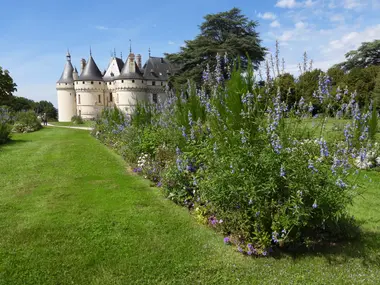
<box><xmin>78</xmin><ymin>56</ymin><xmax>103</xmax><ymax>81</ymax></box>
<box><xmin>57</xmin><ymin>55</ymin><xmax>74</xmax><ymax>83</ymax></box>
<box><xmin>118</xmin><ymin>54</ymin><xmax>143</xmax><ymax>80</ymax></box>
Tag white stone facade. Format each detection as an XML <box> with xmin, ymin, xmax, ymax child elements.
<box><xmin>57</xmin><ymin>51</ymin><xmax>171</xmax><ymax>122</ymax></box>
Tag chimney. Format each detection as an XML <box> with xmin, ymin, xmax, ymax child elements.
<box><xmin>136</xmin><ymin>54</ymin><xmax>142</xmax><ymax>69</ymax></box>
<box><xmin>160</xmin><ymin>58</ymin><xmax>164</xmax><ymax>63</ymax></box>
<box><xmin>80</xmin><ymin>58</ymin><xmax>86</xmax><ymax>73</ymax></box>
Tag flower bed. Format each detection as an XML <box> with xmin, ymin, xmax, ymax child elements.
<box><xmin>93</xmin><ymin>58</ymin><xmax>377</xmax><ymax>256</ymax></box>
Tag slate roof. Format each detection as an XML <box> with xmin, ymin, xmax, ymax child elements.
<box><xmin>142</xmin><ymin>57</ymin><xmax>173</xmax><ymax>81</ymax></box>
<box><xmin>118</xmin><ymin>60</ymin><xmax>143</xmax><ymax>80</ymax></box>
<box><xmin>57</xmin><ymin>60</ymin><xmax>74</xmax><ymax>83</ymax></box>
<box><xmin>78</xmin><ymin>56</ymin><xmax>103</xmax><ymax>81</ymax></box>
<box><xmin>103</xmin><ymin>57</ymin><xmax>125</xmax><ymax>81</ymax></box>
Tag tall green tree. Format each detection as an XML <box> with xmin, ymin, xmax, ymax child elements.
<box><xmin>36</xmin><ymin>100</ymin><xmax>58</xmax><ymax>120</ymax></box>
<box><xmin>166</xmin><ymin>8</ymin><xmax>266</xmax><ymax>87</ymax></box>
<box><xmin>0</xmin><ymin>66</ymin><xmax>17</xmax><ymax>105</ymax></box>
<box><xmin>337</xmin><ymin>40</ymin><xmax>380</xmax><ymax>71</ymax></box>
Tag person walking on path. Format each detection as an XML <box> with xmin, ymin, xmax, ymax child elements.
<box><xmin>42</xmin><ymin>113</ymin><xmax>48</xmax><ymax>126</ymax></box>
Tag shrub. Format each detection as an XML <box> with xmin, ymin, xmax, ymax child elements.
<box><xmin>71</xmin><ymin>115</ymin><xmax>84</xmax><ymax>124</ymax></box>
<box><xmin>12</xmin><ymin>110</ymin><xmax>41</xmax><ymax>133</ymax></box>
<box><xmin>0</xmin><ymin>106</ymin><xmax>14</xmax><ymax>144</ymax></box>
<box><xmin>93</xmin><ymin>56</ymin><xmax>375</xmax><ymax>256</ymax></box>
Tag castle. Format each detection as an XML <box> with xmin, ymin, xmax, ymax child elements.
<box><xmin>56</xmin><ymin>49</ymin><xmax>172</xmax><ymax>122</ymax></box>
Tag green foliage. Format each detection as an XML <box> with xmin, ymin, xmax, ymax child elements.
<box><xmin>166</xmin><ymin>8</ymin><xmax>266</xmax><ymax>87</ymax></box>
<box><xmin>36</xmin><ymin>100</ymin><xmax>58</xmax><ymax>120</ymax></box>
<box><xmin>12</xmin><ymin>110</ymin><xmax>42</xmax><ymax>133</ymax></box>
<box><xmin>337</xmin><ymin>40</ymin><xmax>380</xmax><ymax>71</ymax></box>
<box><xmin>71</xmin><ymin>115</ymin><xmax>84</xmax><ymax>124</ymax></box>
<box><xmin>0</xmin><ymin>106</ymin><xmax>14</xmax><ymax>144</ymax></box>
<box><xmin>0</xmin><ymin>66</ymin><xmax>17</xmax><ymax>104</ymax></box>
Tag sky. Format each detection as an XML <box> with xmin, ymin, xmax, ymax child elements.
<box><xmin>0</xmin><ymin>0</ymin><xmax>379</xmax><ymax>107</ymax></box>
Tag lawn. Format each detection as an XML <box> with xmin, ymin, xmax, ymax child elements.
<box><xmin>48</xmin><ymin>121</ymin><xmax>95</xmax><ymax>127</ymax></box>
<box><xmin>0</xmin><ymin>127</ymin><xmax>379</xmax><ymax>284</ymax></box>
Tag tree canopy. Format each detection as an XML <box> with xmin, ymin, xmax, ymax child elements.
<box><xmin>337</xmin><ymin>40</ymin><xmax>380</xmax><ymax>71</ymax></box>
<box><xmin>0</xmin><ymin>66</ymin><xmax>17</xmax><ymax>103</ymax></box>
<box><xmin>166</xmin><ymin>8</ymin><xmax>266</xmax><ymax>87</ymax></box>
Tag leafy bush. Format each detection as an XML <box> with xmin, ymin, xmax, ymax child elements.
<box><xmin>71</xmin><ymin>115</ymin><xmax>84</xmax><ymax>124</ymax></box>
<box><xmin>93</xmin><ymin>56</ymin><xmax>376</xmax><ymax>256</ymax></box>
<box><xmin>0</xmin><ymin>106</ymin><xmax>14</xmax><ymax>144</ymax></box>
<box><xmin>12</xmin><ymin>110</ymin><xmax>42</xmax><ymax>133</ymax></box>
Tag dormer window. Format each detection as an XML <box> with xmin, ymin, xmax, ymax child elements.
<box><xmin>152</xmin><ymin>81</ymin><xmax>156</xmax><ymax>86</ymax></box>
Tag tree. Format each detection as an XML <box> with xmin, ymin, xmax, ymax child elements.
<box><xmin>0</xmin><ymin>66</ymin><xmax>17</xmax><ymax>105</ymax></box>
<box><xmin>275</xmin><ymin>73</ymin><xmax>296</xmax><ymax>106</ymax></box>
<box><xmin>166</xmin><ymin>8</ymin><xmax>266</xmax><ymax>87</ymax></box>
<box><xmin>36</xmin><ymin>100</ymin><xmax>58</xmax><ymax>120</ymax></box>
<box><xmin>372</xmin><ymin>72</ymin><xmax>380</xmax><ymax>109</ymax></box>
<box><xmin>337</xmin><ymin>40</ymin><xmax>380</xmax><ymax>71</ymax></box>
<box><xmin>296</xmin><ymin>69</ymin><xmax>322</xmax><ymax>105</ymax></box>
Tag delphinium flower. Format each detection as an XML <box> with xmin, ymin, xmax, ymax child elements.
<box><xmin>202</xmin><ymin>64</ymin><xmax>211</xmax><ymax>84</ymax></box>
<box><xmin>181</xmin><ymin>126</ymin><xmax>187</xmax><ymax>139</ymax></box>
<box><xmin>336</xmin><ymin>86</ymin><xmax>342</xmax><ymax>101</ymax></box>
<box><xmin>280</xmin><ymin>165</ymin><xmax>286</xmax><ymax>177</ymax></box>
<box><xmin>318</xmin><ymin>139</ymin><xmax>329</xmax><ymax>158</ymax></box>
<box><xmin>214</xmin><ymin>53</ymin><xmax>223</xmax><ymax>84</ymax></box>
<box><xmin>336</xmin><ymin>178</ymin><xmax>347</xmax><ymax>188</ymax></box>
<box><xmin>308</xmin><ymin>160</ymin><xmax>318</xmax><ymax>173</ymax></box>
<box><xmin>240</xmin><ymin>129</ymin><xmax>247</xmax><ymax>144</ymax></box>
<box><xmin>272</xmin><ymin>231</ymin><xmax>279</xmax><ymax>243</ymax></box>
<box><xmin>270</xmin><ymin>133</ymin><xmax>282</xmax><ymax>154</ymax></box>
<box><xmin>312</xmin><ymin>202</ymin><xmax>318</xmax><ymax>209</ymax></box>
<box><xmin>224</xmin><ymin>237</ymin><xmax>230</xmax><ymax>244</ymax></box>
<box><xmin>176</xmin><ymin>157</ymin><xmax>183</xmax><ymax>172</ymax></box>
<box><xmin>188</xmin><ymin>110</ymin><xmax>194</xmax><ymax>127</ymax></box>
<box><xmin>237</xmin><ymin>246</ymin><xmax>243</xmax><ymax>253</ymax></box>
<box><xmin>230</xmin><ymin>164</ymin><xmax>235</xmax><ymax>174</ymax></box>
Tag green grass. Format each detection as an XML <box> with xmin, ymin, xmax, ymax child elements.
<box><xmin>0</xmin><ymin>128</ymin><xmax>380</xmax><ymax>284</ymax></box>
<box><xmin>49</xmin><ymin>121</ymin><xmax>95</xmax><ymax>127</ymax></box>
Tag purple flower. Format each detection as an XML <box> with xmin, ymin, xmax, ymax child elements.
<box><xmin>237</xmin><ymin>246</ymin><xmax>243</xmax><ymax>253</ymax></box>
<box><xmin>262</xmin><ymin>251</ymin><xmax>267</xmax><ymax>256</ymax></box>
<box><xmin>157</xmin><ymin>181</ymin><xmax>162</xmax><ymax>187</ymax></box>
<box><xmin>312</xmin><ymin>202</ymin><xmax>318</xmax><ymax>209</ymax></box>
<box><xmin>280</xmin><ymin>165</ymin><xmax>285</xmax><ymax>177</ymax></box>
<box><xmin>224</xmin><ymin>237</ymin><xmax>230</xmax><ymax>244</ymax></box>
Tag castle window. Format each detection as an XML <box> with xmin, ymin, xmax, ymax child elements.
<box><xmin>82</xmin><ymin>81</ymin><xmax>85</xmax><ymax>84</ymax></box>
<box><xmin>110</xmin><ymin>93</ymin><xmax>113</xmax><ymax>102</ymax></box>
<box><xmin>161</xmin><ymin>82</ymin><xmax>163</xmax><ymax>86</ymax></box>
<box><xmin>79</xmin><ymin>110</ymin><xmax>81</xmax><ymax>116</ymax></box>
<box><xmin>152</xmin><ymin>81</ymin><xmax>156</xmax><ymax>86</ymax></box>
<box><xmin>98</xmin><ymin>95</ymin><xmax>101</xmax><ymax>103</ymax></box>
<box><xmin>142</xmin><ymin>80</ymin><xmax>144</xmax><ymax>83</ymax></box>
<box><xmin>78</xmin><ymin>95</ymin><xmax>81</xmax><ymax>104</ymax></box>
<box><xmin>65</xmin><ymin>83</ymin><xmax>67</xmax><ymax>85</ymax></box>
<box><xmin>132</xmin><ymin>80</ymin><xmax>135</xmax><ymax>83</ymax></box>
<box><xmin>99</xmin><ymin>82</ymin><xmax>101</xmax><ymax>85</ymax></box>
<box><xmin>122</xmin><ymin>80</ymin><xmax>124</xmax><ymax>83</ymax></box>
<box><xmin>152</xmin><ymin>94</ymin><xmax>158</xmax><ymax>104</ymax></box>
<box><xmin>91</xmin><ymin>81</ymin><xmax>94</xmax><ymax>84</ymax></box>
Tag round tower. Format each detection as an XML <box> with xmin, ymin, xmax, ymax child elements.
<box><xmin>74</xmin><ymin>53</ymin><xmax>105</xmax><ymax>120</ymax></box>
<box><xmin>56</xmin><ymin>51</ymin><xmax>77</xmax><ymax>122</ymax></box>
<box><xmin>116</xmin><ymin>52</ymin><xmax>147</xmax><ymax>114</ymax></box>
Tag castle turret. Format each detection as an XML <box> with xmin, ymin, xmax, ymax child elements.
<box><xmin>74</xmin><ymin>53</ymin><xmax>105</xmax><ymax>120</ymax></box>
<box><xmin>56</xmin><ymin>51</ymin><xmax>77</xmax><ymax>122</ymax></box>
<box><xmin>116</xmin><ymin>52</ymin><xmax>145</xmax><ymax>113</ymax></box>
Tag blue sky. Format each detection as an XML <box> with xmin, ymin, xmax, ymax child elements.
<box><xmin>0</xmin><ymin>0</ymin><xmax>379</xmax><ymax>107</ymax></box>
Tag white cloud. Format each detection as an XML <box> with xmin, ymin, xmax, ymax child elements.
<box><xmin>343</xmin><ymin>0</ymin><xmax>362</xmax><ymax>9</ymax></box>
<box><xmin>270</xmin><ymin>20</ymin><xmax>281</xmax><ymax>28</ymax></box>
<box><xmin>276</xmin><ymin>0</ymin><xmax>300</xmax><ymax>8</ymax></box>
<box><xmin>330</xmin><ymin>14</ymin><xmax>345</xmax><ymax>22</ymax></box>
<box><xmin>168</xmin><ymin>41</ymin><xmax>175</xmax><ymax>45</ymax></box>
<box><xmin>295</xmin><ymin>21</ymin><xmax>307</xmax><ymax>29</ymax></box>
<box><xmin>258</xmin><ymin>12</ymin><xmax>277</xmax><ymax>20</ymax></box>
<box><xmin>95</xmin><ymin>26</ymin><xmax>108</xmax><ymax>31</ymax></box>
<box><xmin>304</xmin><ymin>0</ymin><xmax>317</xmax><ymax>7</ymax></box>
<box><xmin>323</xmin><ymin>24</ymin><xmax>380</xmax><ymax>54</ymax></box>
